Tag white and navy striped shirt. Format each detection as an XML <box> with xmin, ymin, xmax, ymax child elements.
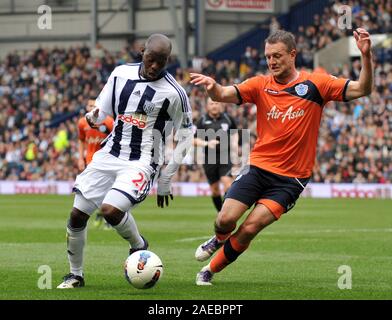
<box><xmin>94</xmin><ymin>63</ymin><xmax>192</xmax><ymax>169</ymax></box>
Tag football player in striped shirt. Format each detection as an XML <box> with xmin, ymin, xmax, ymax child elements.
<box><xmin>58</xmin><ymin>34</ymin><xmax>193</xmax><ymax>288</ymax></box>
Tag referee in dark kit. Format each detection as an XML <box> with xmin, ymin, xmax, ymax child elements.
<box><xmin>194</xmin><ymin>98</ymin><xmax>238</xmax><ymax>212</ymax></box>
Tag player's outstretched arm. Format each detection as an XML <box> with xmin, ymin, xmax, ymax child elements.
<box><xmin>190</xmin><ymin>73</ymin><xmax>240</xmax><ymax>104</ymax></box>
<box><xmin>345</xmin><ymin>28</ymin><xmax>373</xmax><ymax>101</ymax></box>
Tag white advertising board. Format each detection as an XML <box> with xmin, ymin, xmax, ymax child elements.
<box><xmin>1</xmin><ymin>181</ymin><xmax>391</xmax><ymax>199</ymax></box>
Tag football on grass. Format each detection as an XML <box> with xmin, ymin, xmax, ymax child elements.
<box><xmin>124</xmin><ymin>250</ymin><xmax>163</xmax><ymax>289</ymax></box>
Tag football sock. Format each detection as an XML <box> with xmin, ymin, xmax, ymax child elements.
<box><xmin>212</xmin><ymin>195</ymin><xmax>223</xmax><ymax>212</ymax></box>
<box><xmin>202</xmin><ymin>264</ymin><xmax>212</xmax><ymax>272</ymax></box>
<box><xmin>112</xmin><ymin>211</ymin><xmax>144</xmax><ymax>249</ymax></box>
<box><xmin>210</xmin><ymin>236</ymin><xmax>249</xmax><ymax>273</ymax></box>
<box><xmin>67</xmin><ymin>223</ymin><xmax>87</xmax><ymax>277</ymax></box>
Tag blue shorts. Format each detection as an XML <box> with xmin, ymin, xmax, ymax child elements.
<box><xmin>225</xmin><ymin>165</ymin><xmax>309</xmax><ymax>219</ymax></box>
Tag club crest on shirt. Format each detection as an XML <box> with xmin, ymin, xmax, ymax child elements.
<box><xmin>295</xmin><ymin>83</ymin><xmax>308</xmax><ymax>96</ymax></box>
<box><xmin>143</xmin><ymin>101</ymin><xmax>155</xmax><ymax>114</ymax></box>
<box><xmin>221</xmin><ymin>123</ymin><xmax>229</xmax><ymax>131</ymax></box>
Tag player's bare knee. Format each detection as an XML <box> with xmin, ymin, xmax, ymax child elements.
<box><xmin>216</xmin><ymin>213</ymin><xmax>236</xmax><ymax>230</ymax></box>
<box><xmin>69</xmin><ymin>207</ymin><xmax>89</xmax><ymax>229</ymax></box>
<box><xmin>100</xmin><ymin>204</ymin><xmax>124</xmax><ymax>226</ymax></box>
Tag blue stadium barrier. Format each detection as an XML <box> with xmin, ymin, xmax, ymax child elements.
<box><xmin>46</xmin><ymin>109</ymin><xmax>81</xmax><ymax>128</ymax></box>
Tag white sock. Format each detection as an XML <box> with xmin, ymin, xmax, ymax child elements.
<box><xmin>203</xmin><ymin>263</ymin><xmax>213</xmax><ymax>273</ymax></box>
<box><xmin>112</xmin><ymin>211</ymin><xmax>144</xmax><ymax>249</ymax></box>
<box><xmin>66</xmin><ymin>224</ymin><xmax>87</xmax><ymax>277</ymax></box>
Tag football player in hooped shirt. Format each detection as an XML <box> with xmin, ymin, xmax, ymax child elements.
<box><xmin>190</xmin><ymin>29</ymin><xmax>373</xmax><ymax>285</ymax></box>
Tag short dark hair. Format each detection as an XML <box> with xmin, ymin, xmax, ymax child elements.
<box><xmin>145</xmin><ymin>33</ymin><xmax>172</xmax><ymax>57</ymax></box>
<box><xmin>265</xmin><ymin>30</ymin><xmax>296</xmax><ymax>52</ymax></box>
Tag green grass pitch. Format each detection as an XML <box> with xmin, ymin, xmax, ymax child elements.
<box><xmin>0</xmin><ymin>195</ymin><xmax>391</xmax><ymax>300</ymax></box>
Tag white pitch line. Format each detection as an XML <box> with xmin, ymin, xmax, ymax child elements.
<box><xmin>175</xmin><ymin>236</ymin><xmax>211</xmax><ymax>242</ymax></box>
<box><xmin>288</xmin><ymin>228</ymin><xmax>392</xmax><ymax>234</ymax></box>
<box><xmin>176</xmin><ymin>228</ymin><xmax>392</xmax><ymax>242</ymax></box>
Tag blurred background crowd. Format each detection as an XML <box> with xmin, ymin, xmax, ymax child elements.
<box><xmin>0</xmin><ymin>0</ymin><xmax>391</xmax><ymax>183</ymax></box>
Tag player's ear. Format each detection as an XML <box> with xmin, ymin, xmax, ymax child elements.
<box><xmin>290</xmin><ymin>49</ymin><xmax>296</xmax><ymax>59</ymax></box>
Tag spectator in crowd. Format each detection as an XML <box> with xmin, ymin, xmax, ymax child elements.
<box><xmin>0</xmin><ymin>0</ymin><xmax>391</xmax><ymax>184</ymax></box>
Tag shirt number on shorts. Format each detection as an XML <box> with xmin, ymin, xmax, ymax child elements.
<box><xmin>132</xmin><ymin>172</ymin><xmax>147</xmax><ymax>191</ymax></box>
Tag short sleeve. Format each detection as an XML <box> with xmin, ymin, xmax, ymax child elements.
<box><xmin>94</xmin><ymin>71</ymin><xmax>116</xmax><ymax>116</ymax></box>
<box><xmin>313</xmin><ymin>73</ymin><xmax>350</xmax><ymax>103</ymax></box>
<box><xmin>234</xmin><ymin>76</ymin><xmax>264</xmax><ymax>105</ymax></box>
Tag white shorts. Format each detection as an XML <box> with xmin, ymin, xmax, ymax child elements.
<box><xmin>73</xmin><ymin>149</ymin><xmax>157</xmax><ymax>211</ymax></box>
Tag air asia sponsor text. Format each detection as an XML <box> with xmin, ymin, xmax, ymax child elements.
<box><xmin>266</xmin><ymin>105</ymin><xmax>305</xmax><ymax>123</ymax></box>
